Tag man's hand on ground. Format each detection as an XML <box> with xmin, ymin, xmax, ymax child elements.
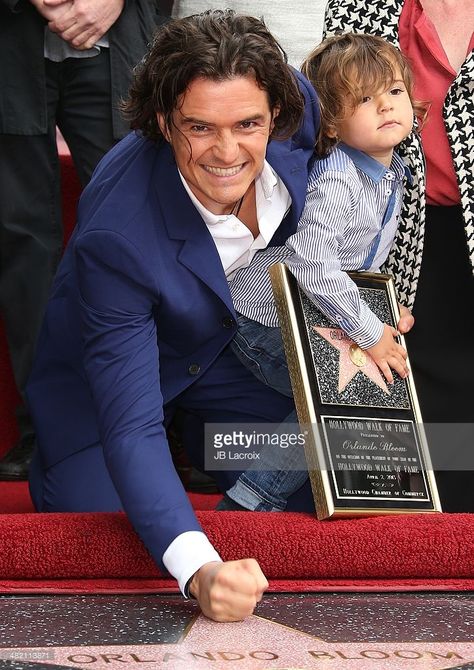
<box><xmin>189</xmin><ymin>559</ymin><xmax>268</xmax><ymax>622</ymax></box>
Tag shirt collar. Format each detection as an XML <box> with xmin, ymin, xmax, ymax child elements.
<box><xmin>177</xmin><ymin>160</ymin><xmax>278</xmax><ymax>227</ymax></box>
<box><xmin>338</xmin><ymin>142</ymin><xmax>412</xmax><ymax>184</ymax></box>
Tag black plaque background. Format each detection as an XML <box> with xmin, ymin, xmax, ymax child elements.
<box><xmin>271</xmin><ymin>267</ymin><xmax>439</xmax><ymax>515</ymax></box>
<box><xmin>302</xmin><ymin>285</ymin><xmax>410</xmax><ymax>409</ymax></box>
<box><xmin>321</xmin><ymin>415</ymin><xmax>430</xmax><ymax>505</ymax></box>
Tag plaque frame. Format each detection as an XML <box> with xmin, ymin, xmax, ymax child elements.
<box><xmin>268</xmin><ymin>263</ymin><xmax>441</xmax><ymax>519</ymax></box>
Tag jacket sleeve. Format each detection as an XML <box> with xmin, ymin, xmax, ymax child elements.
<box><xmin>74</xmin><ymin>228</ymin><xmax>203</xmax><ymax>568</ymax></box>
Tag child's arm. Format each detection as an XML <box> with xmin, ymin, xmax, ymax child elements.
<box><xmin>286</xmin><ymin>167</ymin><xmax>386</xmax><ymax>350</ymax></box>
<box><xmin>286</xmin><ymin>163</ymin><xmax>415</xmax><ymax>384</ymax></box>
<box><xmin>365</xmin><ymin>304</ymin><xmax>414</xmax><ymax>383</ymax></box>
<box><xmin>365</xmin><ymin>304</ymin><xmax>415</xmax><ymax>383</ymax></box>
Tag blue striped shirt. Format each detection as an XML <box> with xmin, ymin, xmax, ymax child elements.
<box><xmin>230</xmin><ymin>144</ymin><xmax>411</xmax><ymax>349</ymax></box>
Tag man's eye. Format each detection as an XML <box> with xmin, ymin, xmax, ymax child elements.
<box><xmin>240</xmin><ymin>120</ymin><xmax>256</xmax><ymax>129</ymax></box>
<box><xmin>191</xmin><ymin>125</ymin><xmax>208</xmax><ymax>132</ymax></box>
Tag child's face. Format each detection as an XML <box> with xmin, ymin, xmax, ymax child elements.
<box><xmin>329</xmin><ymin>67</ymin><xmax>414</xmax><ymax>167</ymax></box>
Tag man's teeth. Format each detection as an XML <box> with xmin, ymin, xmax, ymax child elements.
<box><xmin>204</xmin><ymin>165</ymin><xmax>242</xmax><ymax>176</ymax></box>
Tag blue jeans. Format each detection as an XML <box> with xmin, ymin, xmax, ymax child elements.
<box><xmin>229</xmin><ymin>313</ymin><xmax>309</xmax><ymax>511</ymax></box>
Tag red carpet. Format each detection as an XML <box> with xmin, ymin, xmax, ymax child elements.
<box><xmin>3</xmin><ymin>509</ymin><xmax>473</xmax><ymax>582</ymax></box>
<box><xmin>1</xmin><ymin>482</ymin><xmax>474</xmax><ymax>594</ymax></box>
<box><xmin>0</xmin><ymin>153</ymin><xmax>473</xmax><ymax>595</ymax></box>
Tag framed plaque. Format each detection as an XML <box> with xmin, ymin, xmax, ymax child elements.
<box><xmin>268</xmin><ymin>263</ymin><xmax>441</xmax><ymax>519</ymax></box>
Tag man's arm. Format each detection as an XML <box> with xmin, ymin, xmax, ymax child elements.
<box><xmin>162</xmin><ymin>532</ymin><xmax>268</xmax><ymax>621</ymax></box>
<box><xmin>74</xmin><ymin>228</ymin><xmax>267</xmax><ymax>621</ymax></box>
<box><xmin>43</xmin><ymin>0</ymin><xmax>124</xmax><ymax>50</ymax></box>
<box><xmin>74</xmin><ymin>228</ymin><xmax>207</xmax><ymax>560</ymax></box>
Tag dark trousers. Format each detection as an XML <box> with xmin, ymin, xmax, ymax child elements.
<box><xmin>406</xmin><ymin>205</ymin><xmax>474</xmax><ymax>512</ymax></box>
<box><xmin>0</xmin><ymin>51</ymin><xmax>116</xmax><ymax>437</ymax></box>
<box><xmin>29</xmin><ymin>345</ymin><xmax>315</xmax><ymax>513</ymax></box>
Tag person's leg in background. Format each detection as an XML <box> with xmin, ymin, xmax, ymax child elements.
<box><xmin>57</xmin><ymin>50</ymin><xmax>116</xmax><ymax>188</ymax></box>
<box><xmin>0</xmin><ymin>51</ymin><xmax>117</xmax><ymax>480</ymax></box>
<box><xmin>0</xmin><ymin>61</ymin><xmax>63</xmax><ymax>480</ymax></box>
<box><xmin>406</xmin><ymin>205</ymin><xmax>474</xmax><ymax>512</ymax></box>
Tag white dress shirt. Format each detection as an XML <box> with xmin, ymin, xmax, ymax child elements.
<box><xmin>178</xmin><ymin>160</ymin><xmax>291</xmax><ymax>278</ymax></box>
<box><xmin>164</xmin><ymin>161</ymin><xmax>291</xmax><ymax>595</ymax></box>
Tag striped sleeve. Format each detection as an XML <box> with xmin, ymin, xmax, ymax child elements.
<box><xmin>285</xmin><ymin>166</ymin><xmax>384</xmax><ymax>349</ymax></box>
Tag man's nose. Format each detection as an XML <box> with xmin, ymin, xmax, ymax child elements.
<box><xmin>213</xmin><ymin>131</ymin><xmax>239</xmax><ymax>163</ymax></box>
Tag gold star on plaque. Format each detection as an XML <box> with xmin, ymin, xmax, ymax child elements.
<box><xmin>313</xmin><ymin>327</ymin><xmax>389</xmax><ymax>394</ymax></box>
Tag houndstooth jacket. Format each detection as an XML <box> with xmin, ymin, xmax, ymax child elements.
<box><xmin>323</xmin><ymin>0</ymin><xmax>474</xmax><ymax>308</ymax></box>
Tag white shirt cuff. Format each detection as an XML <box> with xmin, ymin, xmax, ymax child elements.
<box><xmin>162</xmin><ymin>531</ymin><xmax>222</xmax><ymax>597</ymax></box>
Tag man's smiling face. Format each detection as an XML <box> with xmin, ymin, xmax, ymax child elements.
<box><xmin>158</xmin><ymin>75</ymin><xmax>278</xmax><ymax>215</ymax></box>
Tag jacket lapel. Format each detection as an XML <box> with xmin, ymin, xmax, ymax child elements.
<box><xmin>267</xmin><ymin>68</ymin><xmax>319</xmax><ymax>246</ymax></box>
<box><xmin>266</xmin><ymin>142</ymin><xmax>312</xmax><ymax>245</ymax></box>
<box><xmin>153</xmin><ymin>145</ymin><xmax>236</xmax><ymax>314</ymax></box>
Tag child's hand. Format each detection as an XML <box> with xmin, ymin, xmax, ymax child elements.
<box><xmin>366</xmin><ymin>323</ymin><xmax>409</xmax><ymax>383</ymax></box>
<box><xmin>397</xmin><ymin>304</ymin><xmax>414</xmax><ymax>334</ymax></box>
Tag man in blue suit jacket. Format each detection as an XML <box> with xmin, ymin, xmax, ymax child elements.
<box><xmin>27</xmin><ymin>10</ymin><xmax>319</xmax><ymax>622</ymax></box>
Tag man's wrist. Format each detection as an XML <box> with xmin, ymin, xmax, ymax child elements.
<box><xmin>184</xmin><ymin>574</ymin><xmax>195</xmax><ymax>599</ymax></box>
<box><xmin>162</xmin><ymin>531</ymin><xmax>222</xmax><ymax>597</ymax></box>
<box><xmin>185</xmin><ymin>561</ymin><xmax>223</xmax><ymax>601</ymax></box>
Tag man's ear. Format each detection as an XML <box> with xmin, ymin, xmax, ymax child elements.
<box><xmin>157</xmin><ymin>113</ymin><xmax>171</xmax><ymax>142</ymax></box>
<box><xmin>270</xmin><ymin>106</ymin><xmax>280</xmax><ymax>133</ymax></box>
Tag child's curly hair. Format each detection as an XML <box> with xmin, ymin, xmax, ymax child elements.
<box><xmin>302</xmin><ymin>33</ymin><xmax>429</xmax><ymax>157</ymax></box>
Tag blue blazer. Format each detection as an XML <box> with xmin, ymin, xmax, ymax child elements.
<box><xmin>27</xmin><ymin>70</ymin><xmax>319</xmax><ymax>567</ymax></box>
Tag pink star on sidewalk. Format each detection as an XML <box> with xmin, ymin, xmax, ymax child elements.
<box><xmin>313</xmin><ymin>327</ymin><xmax>389</xmax><ymax>395</ymax></box>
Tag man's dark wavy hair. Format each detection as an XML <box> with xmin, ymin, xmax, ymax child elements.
<box><xmin>122</xmin><ymin>9</ymin><xmax>304</xmax><ymax>142</ymax></box>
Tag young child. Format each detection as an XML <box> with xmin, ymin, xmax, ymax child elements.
<box><xmin>219</xmin><ymin>33</ymin><xmax>428</xmax><ymax>512</ymax></box>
